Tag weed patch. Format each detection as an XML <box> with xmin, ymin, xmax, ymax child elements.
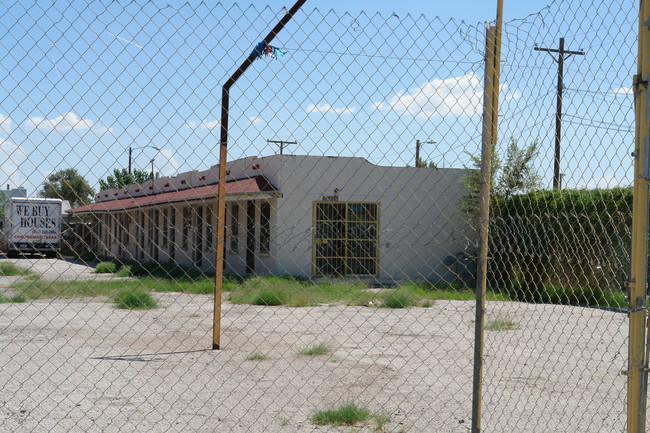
<box><xmin>298</xmin><ymin>342</ymin><xmax>331</xmax><ymax>356</ymax></box>
<box><xmin>0</xmin><ymin>262</ymin><xmax>31</xmax><ymax>276</ymax></box>
<box><xmin>0</xmin><ymin>294</ymin><xmax>26</xmax><ymax>303</ymax></box>
<box><xmin>311</xmin><ymin>403</ymin><xmax>371</xmax><ymax>426</ymax></box>
<box><xmin>246</xmin><ymin>352</ymin><xmax>271</xmax><ymax>361</ymax></box>
<box><xmin>228</xmin><ymin>276</ymin><xmax>367</xmax><ymax>307</ymax></box>
<box><xmin>485</xmin><ymin>318</ymin><xmax>518</xmax><ymax>331</ymax></box>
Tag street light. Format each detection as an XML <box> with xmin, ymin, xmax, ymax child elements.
<box><xmin>415</xmin><ymin>139</ymin><xmax>437</xmax><ymax>167</ymax></box>
<box><xmin>128</xmin><ymin>145</ymin><xmax>161</xmax><ymax>174</ymax></box>
<box><xmin>150</xmin><ymin>158</ymin><xmax>155</xmax><ymax>180</ymax></box>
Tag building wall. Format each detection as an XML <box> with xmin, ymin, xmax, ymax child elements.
<box><xmin>245</xmin><ymin>155</ymin><xmax>474</xmax><ymax>283</ymax></box>
<box><xmin>82</xmin><ymin>155</ymin><xmax>473</xmax><ymax>283</ymax></box>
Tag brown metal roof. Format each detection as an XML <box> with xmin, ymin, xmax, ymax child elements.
<box><xmin>68</xmin><ymin>176</ymin><xmax>278</xmax><ymax>214</ymax></box>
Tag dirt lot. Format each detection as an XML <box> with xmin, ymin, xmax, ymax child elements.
<box><xmin>0</xmin><ymin>274</ymin><xmax>630</xmax><ymax>433</ymax></box>
<box><xmin>0</xmin><ymin>257</ymin><xmax>118</xmax><ymax>298</ymax></box>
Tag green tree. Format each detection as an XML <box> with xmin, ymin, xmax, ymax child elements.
<box><xmin>460</xmin><ymin>138</ymin><xmax>540</xmax><ymax>220</ymax></box>
<box><xmin>39</xmin><ymin>168</ymin><xmax>94</xmax><ymax>208</ymax></box>
<box><xmin>459</xmin><ymin>141</ymin><xmax>501</xmax><ymax>220</ymax></box>
<box><xmin>415</xmin><ymin>157</ymin><xmax>438</xmax><ymax>168</ymax></box>
<box><xmin>99</xmin><ymin>168</ymin><xmax>152</xmax><ymax>190</ymax></box>
<box><xmin>497</xmin><ymin>138</ymin><xmax>541</xmax><ymax>198</ymax></box>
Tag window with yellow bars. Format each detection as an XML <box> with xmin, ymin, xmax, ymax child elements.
<box><xmin>313</xmin><ymin>201</ymin><xmax>379</xmax><ymax>277</ymax></box>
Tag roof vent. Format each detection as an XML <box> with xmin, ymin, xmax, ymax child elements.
<box><xmin>252</xmin><ymin>164</ymin><xmax>260</xmax><ymax>170</ymax></box>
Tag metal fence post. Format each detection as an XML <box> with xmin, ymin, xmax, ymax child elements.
<box><xmin>627</xmin><ymin>0</ymin><xmax>650</xmax><ymax>429</ymax></box>
<box><xmin>471</xmin><ymin>1</ymin><xmax>503</xmax><ymax>432</ymax></box>
<box><xmin>212</xmin><ymin>0</ymin><xmax>308</xmax><ymax>350</ymax></box>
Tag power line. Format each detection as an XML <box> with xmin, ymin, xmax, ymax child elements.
<box><xmin>283</xmin><ymin>46</ymin><xmax>481</xmax><ymax>65</ymax></box>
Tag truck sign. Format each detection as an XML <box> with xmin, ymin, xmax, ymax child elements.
<box><xmin>2</xmin><ymin>198</ymin><xmax>63</xmax><ymax>257</ymax></box>
<box><xmin>12</xmin><ymin>203</ymin><xmax>60</xmax><ymax>242</ymax></box>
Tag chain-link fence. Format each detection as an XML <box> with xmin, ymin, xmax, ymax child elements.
<box><xmin>0</xmin><ymin>1</ymin><xmax>641</xmax><ymax>432</ymax></box>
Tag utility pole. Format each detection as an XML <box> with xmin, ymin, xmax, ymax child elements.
<box><xmin>267</xmin><ymin>139</ymin><xmax>297</xmax><ymax>155</ymax></box>
<box><xmin>128</xmin><ymin>147</ymin><xmax>132</xmax><ymax>174</ymax></box>
<box><xmin>415</xmin><ymin>139</ymin><xmax>436</xmax><ymax>167</ymax></box>
<box><xmin>534</xmin><ymin>37</ymin><xmax>585</xmax><ymax>189</ymax></box>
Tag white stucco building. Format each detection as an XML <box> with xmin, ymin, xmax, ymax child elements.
<box><xmin>68</xmin><ymin>155</ymin><xmax>475</xmax><ymax>283</ymax></box>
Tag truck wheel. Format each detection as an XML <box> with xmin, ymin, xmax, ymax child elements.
<box><xmin>7</xmin><ymin>250</ymin><xmax>18</xmax><ymax>258</ymax></box>
<box><xmin>45</xmin><ymin>251</ymin><xmax>56</xmax><ymax>259</ymax></box>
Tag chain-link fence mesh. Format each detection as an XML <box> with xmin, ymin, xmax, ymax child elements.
<box><xmin>484</xmin><ymin>1</ymin><xmax>635</xmax><ymax>431</ymax></box>
<box><xmin>0</xmin><ymin>1</ymin><xmax>640</xmax><ymax>432</ymax></box>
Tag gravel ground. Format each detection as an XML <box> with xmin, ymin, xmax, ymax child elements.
<box><xmin>0</xmin><ymin>283</ymin><xmax>631</xmax><ymax>433</ymax></box>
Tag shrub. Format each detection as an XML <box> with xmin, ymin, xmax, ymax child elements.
<box><xmin>381</xmin><ymin>289</ymin><xmax>416</xmax><ymax>308</ymax></box>
<box><xmin>94</xmin><ymin>262</ymin><xmax>117</xmax><ymax>274</ymax></box>
<box><xmin>251</xmin><ymin>288</ymin><xmax>286</xmax><ymax>306</ymax></box>
<box><xmin>126</xmin><ymin>261</ymin><xmax>209</xmax><ymax>280</ymax></box>
<box><xmin>489</xmin><ymin>187</ymin><xmax>632</xmax><ymax>295</ymax></box>
<box><xmin>112</xmin><ymin>290</ymin><xmax>157</xmax><ymax>309</ymax></box>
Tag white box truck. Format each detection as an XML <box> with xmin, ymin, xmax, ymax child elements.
<box><xmin>1</xmin><ymin>198</ymin><xmax>63</xmax><ymax>258</ymax></box>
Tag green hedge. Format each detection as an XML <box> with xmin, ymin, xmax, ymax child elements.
<box><xmin>488</xmin><ymin>187</ymin><xmax>632</xmax><ymax>302</ymax></box>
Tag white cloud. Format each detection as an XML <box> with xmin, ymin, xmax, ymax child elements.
<box><xmin>505</xmin><ymin>89</ymin><xmax>521</xmax><ymax>100</ymax></box>
<box><xmin>186</xmin><ymin>119</ymin><xmax>220</xmax><ymax>130</ymax></box>
<box><xmin>249</xmin><ymin>116</ymin><xmax>263</xmax><ymax>126</ymax></box>
<box><xmin>0</xmin><ymin>114</ymin><xmax>12</xmax><ymax>135</ymax></box>
<box><xmin>305</xmin><ymin>103</ymin><xmax>356</xmax><ymax>115</ymax></box>
<box><xmin>374</xmin><ymin>73</ymin><xmax>483</xmax><ymax>118</ymax></box>
<box><xmin>612</xmin><ymin>86</ymin><xmax>633</xmax><ymax>96</ymax></box>
<box><xmin>25</xmin><ymin>112</ymin><xmax>95</xmax><ymax>131</ymax></box>
<box><xmin>156</xmin><ymin>149</ymin><xmax>180</xmax><ymax>177</ymax></box>
<box><xmin>583</xmin><ymin>174</ymin><xmax>630</xmax><ymax>189</ymax></box>
<box><xmin>92</xmin><ymin>124</ymin><xmax>113</xmax><ymax>134</ymax></box>
<box><xmin>0</xmin><ymin>137</ymin><xmax>29</xmax><ymax>191</ymax></box>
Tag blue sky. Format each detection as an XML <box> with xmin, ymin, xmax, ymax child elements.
<box><xmin>0</xmin><ymin>0</ymin><xmax>636</xmax><ymax>195</ymax></box>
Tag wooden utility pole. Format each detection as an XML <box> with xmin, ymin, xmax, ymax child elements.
<box><xmin>415</xmin><ymin>139</ymin><xmax>436</xmax><ymax>167</ymax></box>
<box><xmin>267</xmin><ymin>139</ymin><xmax>297</xmax><ymax>155</ymax></box>
<box><xmin>534</xmin><ymin>38</ymin><xmax>585</xmax><ymax>189</ymax></box>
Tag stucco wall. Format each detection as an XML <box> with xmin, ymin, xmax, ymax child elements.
<box><xmin>250</xmin><ymin>155</ymin><xmax>475</xmax><ymax>283</ymax></box>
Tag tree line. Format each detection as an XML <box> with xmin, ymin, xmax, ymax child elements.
<box><xmin>37</xmin><ymin>168</ymin><xmax>156</xmax><ymax>208</ymax></box>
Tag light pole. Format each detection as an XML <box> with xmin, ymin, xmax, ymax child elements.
<box><xmin>415</xmin><ymin>140</ymin><xmax>437</xmax><ymax>167</ymax></box>
<box><xmin>128</xmin><ymin>145</ymin><xmax>161</xmax><ymax>174</ymax></box>
<box><xmin>150</xmin><ymin>158</ymin><xmax>155</xmax><ymax>179</ymax></box>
